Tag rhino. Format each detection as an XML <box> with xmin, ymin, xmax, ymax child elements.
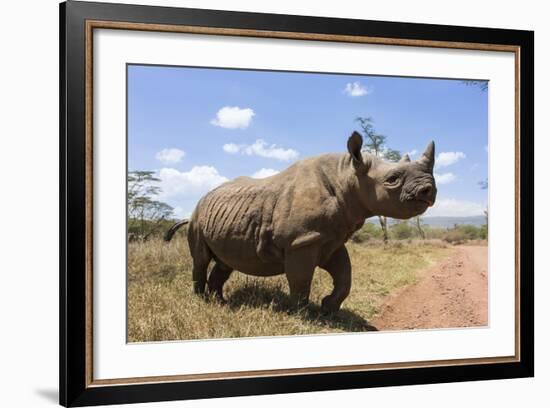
<box><xmin>165</xmin><ymin>132</ymin><xmax>437</xmax><ymax>313</ymax></box>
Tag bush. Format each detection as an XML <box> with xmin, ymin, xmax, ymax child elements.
<box><xmin>351</xmin><ymin>222</ymin><xmax>384</xmax><ymax>243</ymax></box>
<box><xmin>128</xmin><ymin>218</ymin><xmax>183</xmax><ymax>241</ymax></box>
<box><xmin>442</xmin><ymin>229</ymin><xmax>466</xmax><ymax>244</ymax></box>
<box><xmin>390</xmin><ymin>221</ymin><xmax>415</xmax><ymax>240</ymax></box>
<box><xmin>441</xmin><ymin>224</ymin><xmax>487</xmax><ymax>244</ymax></box>
<box><xmin>351</xmin><ymin>221</ymin><xmax>488</xmax><ymax>244</ymax></box>
<box><xmin>423</xmin><ymin>226</ymin><xmax>446</xmax><ymax>240</ymax></box>
<box><xmin>479</xmin><ymin>224</ymin><xmax>488</xmax><ymax>240</ymax></box>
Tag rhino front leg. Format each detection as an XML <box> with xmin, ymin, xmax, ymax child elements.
<box><xmin>284</xmin><ymin>245</ymin><xmax>319</xmax><ymax>308</ymax></box>
<box><xmin>320</xmin><ymin>246</ymin><xmax>351</xmax><ymax>314</ymax></box>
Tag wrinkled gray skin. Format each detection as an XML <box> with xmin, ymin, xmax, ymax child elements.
<box><xmin>166</xmin><ymin>132</ymin><xmax>437</xmax><ymax>313</ymax></box>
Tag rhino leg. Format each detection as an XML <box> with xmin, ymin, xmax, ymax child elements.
<box><xmin>320</xmin><ymin>246</ymin><xmax>352</xmax><ymax>314</ymax></box>
<box><xmin>188</xmin><ymin>230</ymin><xmax>211</xmax><ymax>295</ymax></box>
<box><xmin>207</xmin><ymin>262</ymin><xmax>233</xmax><ymax>302</ymax></box>
<box><xmin>284</xmin><ymin>246</ymin><xmax>319</xmax><ymax>308</ymax></box>
<box><xmin>191</xmin><ymin>260</ymin><xmax>209</xmax><ymax>295</ymax></box>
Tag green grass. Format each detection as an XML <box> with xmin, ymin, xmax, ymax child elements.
<box><xmin>127</xmin><ymin>238</ymin><xmax>451</xmax><ymax>342</ymax></box>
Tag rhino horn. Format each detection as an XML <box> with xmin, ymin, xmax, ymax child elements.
<box><xmin>419</xmin><ymin>141</ymin><xmax>435</xmax><ymax>171</ymax></box>
<box><xmin>399</xmin><ymin>154</ymin><xmax>411</xmax><ymax>163</ymax></box>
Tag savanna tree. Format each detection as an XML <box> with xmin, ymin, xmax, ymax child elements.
<box><xmin>469</xmin><ymin>80</ymin><xmax>489</xmax><ymax>228</ymax></box>
<box><xmin>462</xmin><ymin>80</ymin><xmax>489</xmax><ymax>92</ymax></box>
<box><xmin>128</xmin><ymin>170</ymin><xmax>173</xmax><ymax>241</ymax></box>
<box><xmin>479</xmin><ymin>178</ymin><xmax>489</xmax><ymax>227</ymax></box>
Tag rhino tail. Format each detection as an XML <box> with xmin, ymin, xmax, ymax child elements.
<box><xmin>164</xmin><ymin>219</ymin><xmax>190</xmax><ymax>242</ymax></box>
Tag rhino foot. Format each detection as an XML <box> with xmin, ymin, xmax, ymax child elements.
<box><xmin>319</xmin><ymin>246</ymin><xmax>352</xmax><ymax>315</ymax></box>
<box><xmin>321</xmin><ymin>296</ymin><xmax>342</xmax><ymax>315</ymax></box>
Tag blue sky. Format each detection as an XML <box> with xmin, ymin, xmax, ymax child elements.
<box><xmin>128</xmin><ymin>64</ymin><xmax>488</xmax><ymax>219</ymax></box>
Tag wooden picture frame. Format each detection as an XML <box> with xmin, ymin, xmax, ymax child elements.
<box><xmin>60</xmin><ymin>1</ymin><xmax>534</xmax><ymax>406</ymax></box>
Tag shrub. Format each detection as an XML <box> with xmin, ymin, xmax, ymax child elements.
<box><xmin>442</xmin><ymin>229</ymin><xmax>466</xmax><ymax>244</ymax></box>
<box><xmin>128</xmin><ymin>218</ymin><xmax>184</xmax><ymax>241</ymax></box>
<box><xmin>423</xmin><ymin>226</ymin><xmax>446</xmax><ymax>240</ymax></box>
<box><xmin>440</xmin><ymin>224</ymin><xmax>488</xmax><ymax>244</ymax></box>
<box><xmin>390</xmin><ymin>221</ymin><xmax>415</xmax><ymax>240</ymax></box>
<box><xmin>479</xmin><ymin>224</ymin><xmax>488</xmax><ymax>240</ymax></box>
<box><xmin>351</xmin><ymin>222</ymin><xmax>384</xmax><ymax>243</ymax></box>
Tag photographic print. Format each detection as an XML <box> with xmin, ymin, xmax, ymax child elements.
<box><xmin>126</xmin><ymin>65</ymin><xmax>489</xmax><ymax>342</ymax></box>
<box><xmin>60</xmin><ymin>3</ymin><xmax>533</xmax><ymax>404</ymax></box>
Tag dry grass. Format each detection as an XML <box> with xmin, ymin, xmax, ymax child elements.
<box><xmin>127</xmin><ymin>238</ymin><xmax>451</xmax><ymax>342</ymax></box>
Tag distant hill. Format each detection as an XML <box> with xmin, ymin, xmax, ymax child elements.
<box><xmin>366</xmin><ymin>215</ymin><xmax>486</xmax><ymax>228</ymax></box>
<box><xmin>419</xmin><ymin>216</ymin><xmax>486</xmax><ymax>228</ymax></box>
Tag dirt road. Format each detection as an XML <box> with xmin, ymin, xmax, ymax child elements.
<box><xmin>371</xmin><ymin>245</ymin><xmax>488</xmax><ymax>331</ymax></box>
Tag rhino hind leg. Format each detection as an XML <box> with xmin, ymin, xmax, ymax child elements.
<box><xmin>320</xmin><ymin>246</ymin><xmax>352</xmax><ymax>314</ymax></box>
<box><xmin>192</xmin><ymin>261</ymin><xmax>209</xmax><ymax>295</ymax></box>
<box><xmin>207</xmin><ymin>262</ymin><xmax>233</xmax><ymax>302</ymax></box>
<box><xmin>284</xmin><ymin>246</ymin><xmax>319</xmax><ymax>308</ymax></box>
<box><xmin>188</xmin><ymin>231</ymin><xmax>211</xmax><ymax>295</ymax></box>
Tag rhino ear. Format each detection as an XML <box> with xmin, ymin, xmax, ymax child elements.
<box><xmin>399</xmin><ymin>154</ymin><xmax>411</xmax><ymax>163</ymax></box>
<box><xmin>347</xmin><ymin>131</ymin><xmax>363</xmax><ymax>163</ymax></box>
<box><xmin>419</xmin><ymin>141</ymin><xmax>435</xmax><ymax>171</ymax></box>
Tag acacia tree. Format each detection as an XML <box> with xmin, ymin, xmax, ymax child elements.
<box><xmin>356</xmin><ymin>117</ymin><xmax>401</xmax><ymax>161</ymax></box>
<box><xmin>128</xmin><ymin>170</ymin><xmax>173</xmax><ymax>241</ymax></box>
<box><xmin>355</xmin><ymin>117</ymin><xmax>402</xmax><ymax>243</ymax></box>
<box><xmin>414</xmin><ymin>216</ymin><xmax>426</xmax><ymax>239</ymax></box>
<box><xmin>470</xmin><ymin>77</ymin><xmax>489</xmax><ymax>232</ymax></box>
<box><xmin>472</xmin><ymin>79</ymin><xmax>489</xmax><ymax>230</ymax></box>
<box><xmin>462</xmin><ymin>80</ymin><xmax>489</xmax><ymax>92</ymax></box>
<box><xmin>479</xmin><ymin>178</ymin><xmax>489</xmax><ymax>227</ymax></box>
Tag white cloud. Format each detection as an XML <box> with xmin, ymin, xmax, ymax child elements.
<box><xmin>426</xmin><ymin>198</ymin><xmax>485</xmax><ymax>217</ymax></box>
<box><xmin>344</xmin><ymin>81</ymin><xmax>369</xmax><ymax>97</ymax></box>
<box><xmin>154</xmin><ymin>166</ymin><xmax>229</xmax><ymax>220</ymax></box>
<box><xmin>222</xmin><ymin>143</ymin><xmax>240</xmax><ymax>154</ymax></box>
<box><xmin>211</xmin><ymin>106</ymin><xmax>255</xmax><ymax>129</ymax></box>
<box><xmin>405</xmin><ymin>149</ymin><xmax>417</xmax><ymax>158</ymax></box>
<box><xmin>172</xmin><ymin>206</ymin><xmax>192</xmax><ymax>219</ymax></box>
<box><xmin>223</xmin><ymin>139</ymin><xmax>299</xmax><ymax>161</ymax></box>
<box><xmin>435</xmin><ymin>151</ymin><xmax>466</xmax><ymax>168</ymax></box>
<box><xmin>434</xmin><ymin>172</ymin><xmax>456</xmax><ymax>185</ymax></box>
<box><xmin>155</xmin><ymin>148</ymin><xmax>185</xmax><ymax>164</ymax></box>
<box><xmin>252</xmin><ymin>168</ymin><xmax>280</xmax><ymax>179</ymax></box>
<box><xmin>155</xmin><ymin>166</ymin><xmax>228</xmax><ymax>201</ymax></box>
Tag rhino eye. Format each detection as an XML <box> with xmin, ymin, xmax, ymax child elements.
<box><xmin>384</xmin><ymin>174</ymin><xmax>400</xmax><ymax>186</ymax></box>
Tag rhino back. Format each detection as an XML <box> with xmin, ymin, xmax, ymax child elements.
<box><xmin>195</xmin><ymin>176</ymin><xmax>284</xmax><ymax>269</ymax></box>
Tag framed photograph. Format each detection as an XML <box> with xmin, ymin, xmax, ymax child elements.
<box><xmin>60</xmin><ymin>1</ymin><xmax>534</xmax><ymax>406</ymax></box>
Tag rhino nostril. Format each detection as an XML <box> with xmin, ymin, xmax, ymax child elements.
<box><xmin>417</xmin><ymin>185</ymin><xmax>433</xmax><ymax>199</ymax></box>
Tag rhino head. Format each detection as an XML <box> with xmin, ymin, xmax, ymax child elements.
<box><xmin>347</xmin><ymin>131</ymin><xmax>437</xmax><ymax>220</ymax></box>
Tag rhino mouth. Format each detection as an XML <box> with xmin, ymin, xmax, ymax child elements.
<box><xmin>401</xmin><ymin>187</ymin><xmax>435</xmax><ymax>210</ymax></box>
<box><xmin>406</xmin><ymin>198</ymin><xmax>432</xmax><ymax>210</ymax></box>
<box><xmin>415</xmin><ymin>197</ymin><xmax>435</xmax><ymax>207</ymax></box>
